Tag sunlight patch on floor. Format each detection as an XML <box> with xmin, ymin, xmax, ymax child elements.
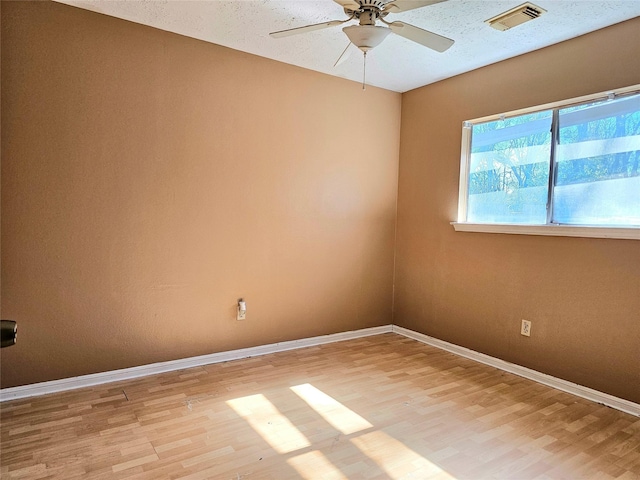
<box><xmin>290</xmin><ymin>383</ymin><xmax>373</xmax><ymax>435</ymax></box>
<box><xmin>351</xmin><ymin>430</ymin><xmax>457</xmax><ymax>479</ymax></box>
<box><xmin>287</xmin><ymin>450</ymin><xmax>350</xmax><ymax>479</ymax></box>
<box><xmin>227</xmin><ymin>386</ymin><xmax>455</xmax><ymax>478</ymax></box>
<box><xmin>226</xmin><ymin>393</ymin><xmax>310</xmax><ymax>454</ymax></box>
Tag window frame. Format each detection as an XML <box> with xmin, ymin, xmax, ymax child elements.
<box><xmin>453</xmin><ymin>84</ymin><xmax>640</xmax><ymax>241</ymax></box>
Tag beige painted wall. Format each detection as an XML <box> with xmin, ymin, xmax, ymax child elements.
<box><xmin>395</xmin><ymin>18</ymin><xmax>640</xmax><ymax>403</ymax></box>
<box><xmin>0</xmin><ymin>1</ymin><xmax>401</xmax><ymax>388</ymax></box>
<box><xmin>2</xmin><ymin>0</ymin><xmax>638</xmax><ymax>405</ymax></box>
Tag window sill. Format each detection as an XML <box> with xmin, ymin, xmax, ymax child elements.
<box><xmin>451</xmin><ymin>222</ymin><xmax>640</xmax><ymax>240</ymax></box>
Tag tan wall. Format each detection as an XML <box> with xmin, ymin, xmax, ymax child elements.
<box><xmin>0</xmin><ymin>1</ymin><xmax>401</xmax><ymax>388</ymax></box>
<box><xmin>2</xmin><ymin>0</ymin><xmax>638</xmax><ymax>405</ymax></box>
<box><xmin>395</xmin><ymin>18</ymin><xmax>640</xmax><ymax>403</ymax></box>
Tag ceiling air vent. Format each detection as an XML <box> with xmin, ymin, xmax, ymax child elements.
<box><xmin>486</xmin><ymin>2</ymin><xmax>547</xmax><ymax>31</ymax></box>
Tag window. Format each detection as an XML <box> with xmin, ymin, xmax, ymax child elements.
<box><xmin>455</xmin><ymin>86</ymin><xmax>640</xmax><ymax>239</ymax></box>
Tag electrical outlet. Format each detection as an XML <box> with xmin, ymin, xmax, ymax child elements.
<box><xmin>521</xmin><ymin>319</ymin><xmax>531</xmax><ymax>337</ymax></box>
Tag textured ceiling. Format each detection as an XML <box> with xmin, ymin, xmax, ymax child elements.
<box><xmin>54</xmin><ymin>0</ymin><xmax>640</xmax><ymax>92</ymax></box>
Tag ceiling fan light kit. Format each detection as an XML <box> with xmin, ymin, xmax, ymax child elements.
<box><xmin>343</xmin><ymin>25</ymin><xmax>391</xmax><ymax>51</ymax></box>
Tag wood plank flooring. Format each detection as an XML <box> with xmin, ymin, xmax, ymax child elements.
<box><xmin>1</xmin><ymin>333</ymin><xmax>639</xmax><ymax>479</ymax></box>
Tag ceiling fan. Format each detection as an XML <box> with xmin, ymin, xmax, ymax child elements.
<box><xmin>270</xmin><ymin>0</ymin><xmax>454</xmax><ymax>68</ymax></box>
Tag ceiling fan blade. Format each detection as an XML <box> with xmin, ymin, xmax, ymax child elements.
<box><xmin>270</xmin><ymin>20</ymin><xmax>345</xmax><ymax>38</ymax></box>
<box><xmin>387</xmin><ymin>21</ymin><xmax>454</xmax><ymax>52</ymax></box>
<box><xmin>333</xmin><ymin>0</ymin><xmax>361</xmax><ymax>10</ymax></box>
<box><xmin>334</xmin><ymin>42</ymin><xmax>354</xmax><ymax>67</ymax></box>
<box><xmin>384</xmin><ymin>0</ymin><xmax>447</xmax><ymax>13</ymax></box>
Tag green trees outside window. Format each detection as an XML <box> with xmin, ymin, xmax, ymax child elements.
<box><xmin>464</xmin><ymin>92</ymin><xmax>640</xmax><ymax>226</ymax></box>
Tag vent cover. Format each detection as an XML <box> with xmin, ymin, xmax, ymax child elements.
<box><xmin>486</xmin><ymin>2</ymin><xmax>547</xmax><ymax>31</ymax></box>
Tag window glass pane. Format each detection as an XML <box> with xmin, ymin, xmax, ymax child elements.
<box><xmin>554</xmin><ymin>95</ymin><xmax>640</xmax><ymax>226</ymax></box>
<box><xmin>467</xmin><ymin>111</ymin><xmax>552</xmax><ymax>224</ymax></box>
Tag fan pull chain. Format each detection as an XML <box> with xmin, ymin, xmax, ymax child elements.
<box><xmin>362</xmin><ymin>51</ymin><xmax>367</xmax><ymax>91</ymax></box>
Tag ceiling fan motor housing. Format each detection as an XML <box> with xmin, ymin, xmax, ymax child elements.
<box><xmin>343</xmin><ymin>0</ymin><xmax>389</xmax><ymax>21</ymax></box>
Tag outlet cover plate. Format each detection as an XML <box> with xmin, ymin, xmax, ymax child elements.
<box><xmin>521</xmin><ymin>319</ymin><xmax>531</xmax><ymax>336</ymax></box>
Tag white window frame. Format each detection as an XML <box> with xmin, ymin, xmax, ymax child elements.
<box><xmin>452</xmin><ymin>84</ymin><xmax>640</xmax><ymax>241</ymax></box>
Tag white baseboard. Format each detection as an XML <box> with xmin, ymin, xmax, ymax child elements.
<box><xmin>3</xmin><ymin>324</ymin><xmax>638</xmax><ymax>418</ymax></box>
<box><xmin>0</xmin><ymin>325</ymin><xmax>392</xmax><ymax>402</ymax></box>
<box><xmin>392</xmin><ymin>325</ymin><xmax>640</xmax><ymax>417</ymax></box>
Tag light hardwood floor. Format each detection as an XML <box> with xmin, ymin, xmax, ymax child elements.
<box><xmin>1</xmin><ymin>333</ymin><xmax>639</xmax><ymax>479</ymax></box>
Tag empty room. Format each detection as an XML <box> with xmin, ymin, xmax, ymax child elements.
<box><xmin>1</xmin><ymin>0</ymin><xmax>639</xmax><ymax>478</ymax></box>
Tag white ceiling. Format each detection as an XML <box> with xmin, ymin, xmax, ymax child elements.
<box><xmin>54</xmin><ymin>0</ymin><xmax>640</xmax><ymax>93</ymax></box>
